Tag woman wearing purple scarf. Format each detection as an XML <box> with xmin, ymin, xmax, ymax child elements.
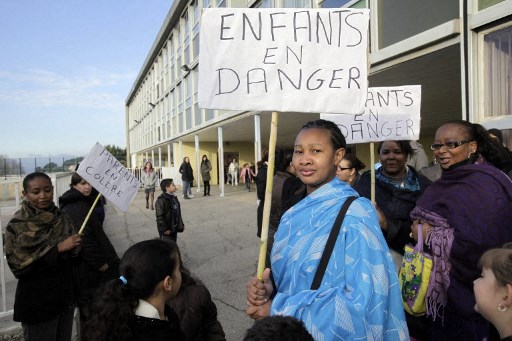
<box><xmin>410</xmin><ymin>120</ymin><xmax>512</xmax><ymax>340</ymax></box>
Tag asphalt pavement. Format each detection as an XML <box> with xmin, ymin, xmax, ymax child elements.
<box><xmin>0</xmin><ymin>183</ymin><xmax>261</xmax><ymax>340</ymax></box>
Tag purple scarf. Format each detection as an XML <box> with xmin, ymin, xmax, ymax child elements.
<box><xmin>411</xmin><ymin>160</ymin><xmax>512</xmax><ymax>323</ymax></box>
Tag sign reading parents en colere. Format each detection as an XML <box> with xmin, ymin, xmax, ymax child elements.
<box><xmin>77</xmin><ymin>143</ymin><xmax>140</xmax><ymax>212</ymax></box>
<box><xmin>199</xmin><ymin>8</ymin><xmax>370</xmax><ymax>114</ymax></box>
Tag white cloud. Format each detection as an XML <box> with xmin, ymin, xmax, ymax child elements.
<box><xmin>0</xmin><ymin>67</ymin><xmax>135</xmax><ymax>110</ymax></box>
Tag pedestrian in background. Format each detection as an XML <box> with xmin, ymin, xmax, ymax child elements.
<box><xmin>5</xmin><ymin>172</ymin><xmax>82</xmax><ymax>341</ymax></box>
<box><xmin>179</xmin><ymin>157</ymin><xmax>194</xmax><ymax>200</ymax></box>
<box><xmin>241</xmin><ymin>163</ymin><xmax>256</xmax><ymax>192</ymax></box>
<box><xmin>200</xmin><ymin>155</ymin><xmax>212</xmax><ymax>197</ymax></box>
<box><xmin>229</xmin><ymin>158</ymin><xmax>239</xmax><ymax>186</ymax></box>
<box><xmin>141</xmin><ymin>161</ymin><xmax>158</xmax><ymax>210</ymax></box>
<box><xmin>336</xmin><ymin>153</ymin><xmax>365</xmax><ymax>187</ymax></box>
<box><xmin>155</xmin><ymin>178</ymin><xmax>184</xmax><ymax>243</ymax></box>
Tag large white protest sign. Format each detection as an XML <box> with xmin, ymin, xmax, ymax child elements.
<box><xmin>199</xmin><ymin>8</ymin><xmax>369</xmax><ymax>114</ymax></box>
<box><xmin>77</xmin><ymin>143</ymin><xmax>140</xmax><ymax>212</ymax></box>
<box><xmin>321</xmin><ymin>85</ymin><xmax>421</xmax><ymax>144</ymax></box>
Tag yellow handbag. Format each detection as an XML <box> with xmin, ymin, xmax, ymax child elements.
<box><xmin>399</xmin><ymin>225</ymin><xmax>433</xmax><ymax>316</ymax></box>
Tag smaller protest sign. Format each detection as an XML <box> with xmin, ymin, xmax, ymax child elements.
<box><xmin>321</xmin><ymin>85</ymin><xmax>421</xmax><ymax>144</ymax></box>
<box><xmin>77</xmin><ymin>143</ymin><xmax>140</xmax><ymax>212</ymax></box>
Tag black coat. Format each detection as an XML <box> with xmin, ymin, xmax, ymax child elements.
<box><xmin>180</xmin><ymin>163</ymin><xmax>194</xmax><ymax>182</ymax></box>
<box><xmin>129</xmin><ymin>305</ymin><xmax>186</xmax><ymax>341</ymax></box>
<box><xmin>354</xmin><ymin>167</ymin><xmax>431</xmax><ymax>254</ymax></box>
<box><xmin>13</xmin><ymin>245</ymin><xmax>78</xmax><ymax>323</ymax></box>
<box><xmin>155</xmin><ymin>193</ymin><xmax>184</xmax><ymax>235</ymax></box>
<box><xmin>59</xmin><ymin>188</ymin><xmax>120</xmax><ymax>302</ymax></box>
<box><xmin>169</xmin><ymin>282</ymin><xmax>226</xmax><ymax>341</ymax></box>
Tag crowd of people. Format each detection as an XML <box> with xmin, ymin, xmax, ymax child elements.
<box><xmin>5</xmin><ymin>118</ymin><xmax>512</xmax><ymax>340</ymax></box>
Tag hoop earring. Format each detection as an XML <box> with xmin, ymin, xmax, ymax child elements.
<box><xmin>498</xmin><ymin>304</ymin><xmax>508</xmax><ymax>312</ymax></box>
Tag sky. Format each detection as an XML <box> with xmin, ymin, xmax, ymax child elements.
<box><xmin>0</xmin><ymin>0</ymin><xmax>173</xmax><ymax>158</ymax></box>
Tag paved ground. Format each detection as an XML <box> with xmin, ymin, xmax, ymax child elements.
<box><xmin>0</xmin><ymin>183</ymin><xmax>261</xmax><ymax>340</ymax></box>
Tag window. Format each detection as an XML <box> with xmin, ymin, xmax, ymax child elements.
<box><xmin>283</xmin><ymin>0</ymin><xmax>310</xmax><ymax>8</ymax></box>
<box><xmin>484</xmin><ymin>25</ymin><xmax>512</xmax><ymax>118</ymax></box>
<box><xmin>378</xmin><ymin>0</ymin><xmax>458</xmax><ymax>49</ymax></box>
<box><xmin>479</xmin><ymin>0</ymin><xmax>505</xmax><ymax>10</ymax></box>
<box><xmin>206</xmin><ymin>109</ymin><xmax>215</xmax><ymax>121</ymax></box>
<box><xmin>184</xmin><ymin>11</ymin><xmax>191</xmax><ymax>67</ymax></box>
<box><xmin>193</xmin><ymin>69</ymin><xmax>202</xmax><ymax>125</ymax></box>
<box><xmin>319</xmin><ymin>0</ymin><xmax>352</xmax><ymax>8</ymax></box>
<box><xmin>178</xmin><ymin>82</ymin><xmax>184</xmax><ymax>132</ymax></box>
<box><xmin>204</xmin><ymin>0</ymin><xmax>211</xmax><ymax>8</ymax></box>
<box><xmin>177</xmin><ymin>28</ymin><xmax>182</xmax><ymax>78</ymax></box>
<box><xmin>169</xmin><ymin>37</ymin><xmax>175</xmax><ymax>85</ymax></box>
<box><xmin>217</xmin><ymin>0</ymin><xmax>226</xmax><ymax>8</ymax></box>
<box><xmin>185</xmin><ymin>76</ymin><xmax>193</xmax><ymax>130</ymax></box>
<box><xmin>163</xmin><ymin>45</ymin><xmax>169</xmax><ymax>91</ymax></box>
<box><xmin>252</xmin><ymin>0</ymin><xmax>272</xmax><ymax>7</ymax></box>
<box><xmin>193</xmin><ymin>4</ymin><xmax>200</xmax><ymax>60</ymax></box>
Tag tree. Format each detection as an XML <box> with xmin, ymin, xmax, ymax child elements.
<box><xmin>39</xmin><ymin>162</ymin><xmax>59</xmax><ymax>173</ymax></box>
<box><xmin>103</xmin><ymin>144</ymin><xmax>127</xmax><ymax>166</ymax></box>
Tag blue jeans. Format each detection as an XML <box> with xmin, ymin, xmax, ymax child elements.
<box><xmin>182</xmin><ymin>180</ymin><xmax>191</xmax><ymax>198</ymax></box>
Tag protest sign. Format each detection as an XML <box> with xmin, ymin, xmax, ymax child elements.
<box><xmin>199</xmin><ymin>8</ymin><xmax>369</xmax><ymax>114</ymax></box>
<box><xmin>322</xmin><ymin>85</ymin><xmax>422</xmax><ymax>144</ymax></box>
<box><xmin>77</xmin><ymin>143</ymin><xmax>140</xmax><ymax>212</ymax></box>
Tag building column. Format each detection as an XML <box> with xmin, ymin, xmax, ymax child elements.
<box><xmin>151</xmin><ymin>150</ymin><xmax>155</xmax><ymax>165</ymax></box>
<box><xmin>167</xmin><ymin>144</ymin><xmax>172</xmax><ymax>167</ymax></box>
<box><xmin>195</xmin><ymin>134</ymin><xmax>201</xmax><ymax>193</ymax></box>
<box><xmin>158</xmin><ymin>147</ymin><xmax>162</xmax><ymax>168</ymax></box>
<box><xmin>254</xmin><ymin>113</ymin><xmax>262</xmax><ymax>168</ymax></box>
<box><xmin>173</xmin><ymin>142</ymin><xmax>180</xmax><ymax>184</ymax></box>
<box><xmin>218</xmin><ymin>127</ymin><xmax>225</xmax><ymax>198</ymax></box>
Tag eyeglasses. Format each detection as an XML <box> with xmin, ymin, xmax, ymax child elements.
<box><xmin>430</xmin><ymin>140</ymin><xmax>469</xmax><ymax>151</ymax></box>
<box><xmin>338</xmin><ymin>166</ymin><xmax>353</xmax><ymax>171</ymax></box>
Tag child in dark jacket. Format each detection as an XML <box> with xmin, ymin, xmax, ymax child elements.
<box><xmin>155</xmin><ymin>178</ymin><xmax>184</xmax><ymax>242</ymax></box>
<box><xmin>169</xmin><ymin>264</ymin><xmax>226</xmax><ymax>341</ymax></box>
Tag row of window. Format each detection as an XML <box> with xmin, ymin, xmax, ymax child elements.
<box><xmin>127</xmin><ymin>0</ymin><xmax>511</xmax><ymax>153</ymax></box>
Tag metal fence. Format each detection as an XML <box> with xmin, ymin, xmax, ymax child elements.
<box><xmin>0</xmin><ymin>156</ymin><xmax>127</xmax><ymax>180</ymax></box>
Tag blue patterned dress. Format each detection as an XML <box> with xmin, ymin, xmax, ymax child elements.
<box><xmin>271</xmin><ymin>178</ymin><xmax>409</xmax><ymax>340</ymax></box>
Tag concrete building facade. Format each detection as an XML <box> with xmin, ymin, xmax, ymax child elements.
<box><xmin>125</xmin><ymin>0</ymin><xmax>512</xmax><ymax>184</ymax></box>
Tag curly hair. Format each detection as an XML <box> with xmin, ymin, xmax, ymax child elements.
<box><xmin>83</xmin><ymin>239</ymin><xmax>180</xmax><ymax>341</ymax></box>
<box><xmin>440</xmin><ymin>120</ymin><xmax>512</xmax><ymax>173</ymax></box>
<box><xmin>243</xmin><ymin>315</ymin><xmax>313</xmax><ymax>341</ymax></box>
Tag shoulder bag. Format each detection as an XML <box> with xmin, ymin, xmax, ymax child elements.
<box><xmin>398</xmin><ymin>224</ymin><xmax>433</xmax><ymax>316</ymax></box>
<box><xmin>311</xmin><ymin>196</ymin><xmax>357</xmax><ymax>290</ymax></box>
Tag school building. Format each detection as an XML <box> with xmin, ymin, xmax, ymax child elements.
<box><xmin>125</xmin><ymin>0</ymin><xmax>512</xmax><ymax>187</ymax></box>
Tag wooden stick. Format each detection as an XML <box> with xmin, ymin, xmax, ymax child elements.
<box><xmin>256</xmin><ymin>112</ymin><xmax>278</xmax><ymax>281</ymax></box>
<box><xmin>78</xmin><ymin>193</ymin><xmax>102</xmax><ymax>235</ymax></box>
<box><xmin>370</xmin><ymin>142</ymin><xmax>375</xmax><ymax>204</ymax></box>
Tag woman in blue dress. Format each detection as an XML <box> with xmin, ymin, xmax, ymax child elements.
<box><xmin>246</xmin><ymin>119</ymin><xmax>408</xmax><ymax>340</ymax></box>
